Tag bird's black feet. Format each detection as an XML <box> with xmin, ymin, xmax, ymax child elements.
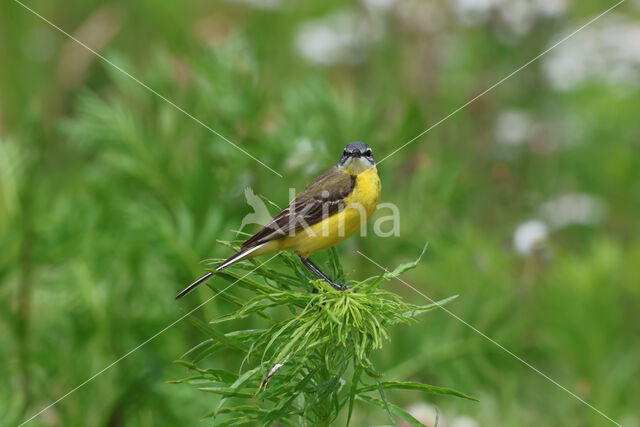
<box><xmin>329</xmin><ymin>282</ymin><xmax>348</xmax><ymax>291</ymax></box>
<box><xmin>299</xmin><ymin>256</ymin><xmax>348</xmax><ymax>292</ymax></box>
<box><xmin>311</xmin><ymin>282</ymin><xmax>346</xmax><ymax>293</ymax></box>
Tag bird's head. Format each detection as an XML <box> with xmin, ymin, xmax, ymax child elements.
<box><xmin>338</xmin><ymin>142</ymin><xmax>375</xmax><ymax>174</ymax></box>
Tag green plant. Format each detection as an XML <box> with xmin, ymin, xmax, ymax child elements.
<box><xmin>173</xmin><ymin>244</ymin><xmax>476</xmax><ymax>426</ymax></box>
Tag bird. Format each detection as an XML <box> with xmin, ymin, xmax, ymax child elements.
<box><xmin>176</xmin><ymin>142</ymin><xmax>381</xmax><ymax>299</ymax></box>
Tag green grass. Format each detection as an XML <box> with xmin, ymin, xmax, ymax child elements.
<box><xmin>1</xmin><ymin>0</ymin><xmax>639</xmax><ymax>425</ymax></box>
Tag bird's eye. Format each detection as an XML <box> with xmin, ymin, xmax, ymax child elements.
<box><xmin>343</xmin><ymin>150</ymin><xmax>348</xmax><ymax>156</ymax></box>
<box><xmin>365</xmin><ymin>149</ymin><xmax>372</xmax><ymax>156</ymax></box>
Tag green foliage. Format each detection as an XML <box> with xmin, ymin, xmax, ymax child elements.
<box><xmin>173</xmin><ymin>246</ymin><xmax>474</xmax><ymax>426</ymax></box>
<box><xmin>2</xmin><ymin>1</ymin><xmax>640</xmax><ymax>425</ymax></box>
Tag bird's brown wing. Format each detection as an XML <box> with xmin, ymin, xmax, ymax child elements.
<box><xmin>241</xmin><ymin>167</ymin><xmax>356</xmax><ymax>249</ymax></box>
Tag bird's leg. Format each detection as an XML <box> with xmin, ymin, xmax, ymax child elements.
<box><xmin>299</xmin><ymin>256</ymin><xmax>347</xmax><ymax>291</ymax></box>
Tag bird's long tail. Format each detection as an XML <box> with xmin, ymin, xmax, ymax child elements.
<box><xmin>175</xmin><ymin>243</ymin><xmax>266</xmax><ymax>299</ymax></box>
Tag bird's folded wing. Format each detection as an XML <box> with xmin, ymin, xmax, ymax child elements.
<box><xmin>241</xmin><ymin>167</ymin><xmax>356</xmax><ymax>249</ymax></box>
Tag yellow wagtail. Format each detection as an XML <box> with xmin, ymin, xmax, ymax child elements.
<box><xmin>176</xmin><ymin>142</ymin><xmax>380</xmax><ymax>298</ymax></box>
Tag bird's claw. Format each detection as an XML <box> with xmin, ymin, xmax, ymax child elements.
<box><xmin>311</xmin><ymin>281</ymin><xmax>348</xmax><ymax>293</ymax></box>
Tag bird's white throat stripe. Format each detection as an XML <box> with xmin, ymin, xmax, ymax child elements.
<box><xmin>342</xmin><ymin>157</ymin><xmax>372</xmax><ymax>174</ymax></box>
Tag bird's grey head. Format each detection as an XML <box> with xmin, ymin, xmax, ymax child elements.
<box><xmin>338</xmin><ymin>142</ymin><xmax>375</xmax><ymax>172</ymax></box>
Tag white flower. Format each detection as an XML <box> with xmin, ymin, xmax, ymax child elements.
<box><xmin>543</xmin><ymin>14</ymin><xmax>640</xmax><ymax>90</ymax></box>
<box><xmin>294</xmin><ymin>12</ymin><xmax>376</xmax><ymax>66</ymax></box>
<box><xmin>451</xmin><ymin>0</ymin><xmax>498</xmax><ymax>27</ymax></box>
<box><xmin>403</xmin><ymin>402</ymin><xmax>442</xmax><ymax>426</ymax></box>
<box><xmin>360</xmin><ymin>0</ymin><xmax>397</xmax><ymax>14</ymax></box>
<box><xmin>494</xmin><ymin>109</ymin><xmax>532</xmax><ymax>146</ymax></box>
<box><xmin>226</xmin><ymin>0</ymin><xmax>282</xmax><ymax>9</ymax></box>
<box><xmin>498</xmin><ymin>0</ymin><xmax>537</xmax><ymax>37</ymax></box>
<box><xmin>284</xmin><ymin>137</ymin><xmax>326</xmax><ymax>174</ymax></box>
<box><xmin>540</xmin><ymin>193</ymin><xmax>606</xmax><ymax>230</ymax></box>
<box><xmin>450</xmin><ymin>415</ymin><xmax>480</xmax><ymax>427</ymax></box>
<box><xmin>451</xmin><ymin>0</ymin><xmax>567</xmax><ymax>34</ymax></box>
<box><xmin>513</xmin><ymin>219</ymin><xmax>548</xmax><ymax>256</ymax></box>
<box><xmin>534</xmin><ymin>0</ymin><xmax>568</xmax><ymax>18</ymax></box>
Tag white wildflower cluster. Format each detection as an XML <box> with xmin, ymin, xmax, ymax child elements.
<box><xmin>403</xmin><ymin>402</ymin><xmax>480</xmax><ymax>427</ymax></box>
<box><xmin>451</xmin><ymin>0</ymin><xmax>567</xmax><ymax>35</ymax></box>
<box><xmin>513</xmin><ymin>193</ymin><xmax>606</xmax><ymax>256</ymax></box>
<box><xmin>294</xmin><ymin>12</ymin><xmax>379</xmax><ymax>66</ymax></box>
<box><xmin>292</xmin><ymin>0</ymin><xmax>572</xmax><ymax>67</ymax></box>
<box><xmin>226</xmin><ymin>0</ymin><xmax>282</xmax><ymax>9</ymax></box>
<box><xmin>494</xmin><ymin>109</ymin><xmax>534</xmax><ymax>147</ymax></box>
<box><xmin>543</xmin><ymin>14</ymin><xmax>640</xmax><ymax>90</ymax></box>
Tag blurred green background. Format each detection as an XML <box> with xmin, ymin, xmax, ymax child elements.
<box><xmin>1</xmin><ymin>0</ymin><xmax>639</xmax><ymax>425</ymax></box>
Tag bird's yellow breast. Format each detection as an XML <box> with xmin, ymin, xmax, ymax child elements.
<box><xmin>279</xmin><ymin>167</ymin><xmax>381</xmax><ymax>258</ymax></box>
<box><xmin>344</xmin><ymin>166</ymin><xmax>381</xmax><ymax>215</ymax></box>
